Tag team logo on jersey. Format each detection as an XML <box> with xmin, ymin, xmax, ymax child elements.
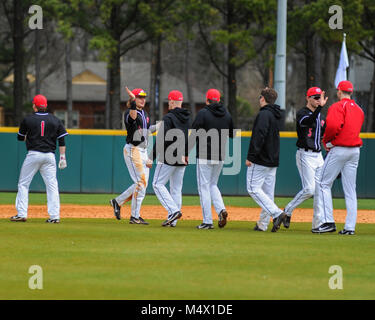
<box><xmin>321</xmin><ymin>120</ymin><xmax>325</xmax><ymax>127</ymax></box>
<box><xmin>147</xmin><ymin>117</ymin><xmax>149</xmax><ymax>123</ymax></box>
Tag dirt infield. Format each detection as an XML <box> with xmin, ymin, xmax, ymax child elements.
<box><xmin>1</xmin><ymin>205</ymin><xmax>375</xmax><ymax>223</ymax></box>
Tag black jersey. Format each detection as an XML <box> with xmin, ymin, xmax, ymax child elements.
<box><xmin>296</xmin><ymin>106</ymin><xmax>326</xmax><ymax>152</ymax></box>
<box><xmin>18</xmin><ymin>112</ymin><xmax>68</xmax><ymax>153</ymax></box>
<box><xmin>124</xmin><ymin>105</ymin><xmax>150</xmax><ymax>147</ymax></box>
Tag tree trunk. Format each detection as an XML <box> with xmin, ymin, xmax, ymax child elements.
<box><xmin>110</xmin><ymin>43</ymin><xmax>121</xmax><ymax>129</ymax></box>
<box><xmin>13</xmin><ymin>0</ymin><xmax>24</xmax><ymax>124</ymax></box>
<box><xmin>305</xmin><ymin>34</ymin><xmax>315</xmax><ymax>89</ymax></box>
<box><xmin>367</xmin><ymin>61</ymin><xmax>375</xmax><ymax>132</ymax></box>
<box><xmin>184</xmin><ymin>38</ymin><xmax>195</xmax><ymax>118</ymax></box>
<box><xmin>226</xmin><ymin>0</ymin><xmax>237</xmax><ymax>126</ymax></box>
<box><xmin>313</xmin><ymin>34</ymin><xmax>321</xmax><ymax>87</ymax></box>
<box><xmin>105</xmin><ymin>67</ymin><xmax>111</xmax><ymax>129</ymax></box>
<box><xmin>65</xmin><ymin>41</ymin><xmax>73</xmax><ymax>128</ymax></box>
<box><xmin>34</xmin><ymin>30</ymin><xmax>41</xmax><ymax>94</ymax></box>
<box><xmin>150</xmin><ymin>36</ymin><xmax>162</xmax><ymax>122</ymax></box>
<box><xmin>109</xmin><ymin>5</ymin><xmax>122</xmax><ymax>129</ymax></box>
<box><xmin>321</xmin><ymin>44</ymin><xmax>336</xmax><ymax>106</ymax></box>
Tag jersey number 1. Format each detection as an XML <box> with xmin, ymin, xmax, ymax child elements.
<box><xmin>41</xmin><ymin>121</ymin><xmax>45</xmax><ymax>137</ymax></box>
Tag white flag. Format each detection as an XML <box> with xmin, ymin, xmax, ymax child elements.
<box><xmin>334</xmin><ymin>35</ymin><xmax>349</xmax><ymax>88</ymax></box>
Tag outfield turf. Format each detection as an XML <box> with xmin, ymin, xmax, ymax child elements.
<box><xmin>1</xmin><ymin>192</ymin><xmax>375</xmax><ymax>209</ymax></box>
<box><xmin>0</xmin><ymin>218</ymin><xmax>375</xmax><ymax>300</ymax></box>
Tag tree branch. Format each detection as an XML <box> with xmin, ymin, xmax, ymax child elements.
<box><xmin>198</xmin><ymin>21</ymin><xmax>228</xmax><ymax>78</ymax></box>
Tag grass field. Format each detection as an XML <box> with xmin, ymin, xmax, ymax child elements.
<box><xmin>1</xmin><ymin>192</ymin><xmax>375</xmax><ymax>209</ymax></box>
<box><xmin>1</xmin><ymin>192</ymin><xmax>374</xmax><ymax>300</ymax></box>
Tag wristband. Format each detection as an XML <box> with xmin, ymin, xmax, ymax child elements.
<box><xmin>130</xmin><ymin>101</ymin><xmax>137</xmax><ymax>110</ymax></box>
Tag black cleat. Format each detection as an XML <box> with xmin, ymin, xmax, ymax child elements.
<box><xmin>138</xmin><ymin>216</ymin><xmax>149</xmax><ymax>225</ymax></box>
<box><xmin>283</xmin><ymin>214</ymin><xmax>291</xmax><ymax>229</ymax></box>
<box><xmin>338</xmin><ymin>229</ymin><xmax>355</xmax><ymax>235</ymax></box>
<box><xmin>253</xmin><ymin>224</ymin><xmax>265</xmax><ymax>231</ymax></box>
<box><xmin>311</xmin><ymin>223</ymin><xmax>336</xmax><ymax>234</ymax></box>
<box><xmin>271</xmin><ymin>212</ymin><xmax>287</xmax><ymax>232</ymax></box>
<box><xmin>162</xmin><ymin>211</ymin><xmax>182</xmax><ymax>226</ymax></box>
<box><xmin>218</xmin><ymin>210</ymin><xmax>228</xmax><ymax>228</ymax></box>
<box><xmin>110</xmin><ymin>199</ymin><xmax>121</xmax><ymax>220</ymax></box>
<box><xmin>196</xmin><ymin>223</ymin><xmax>214</xmax><ymax>230</ymax></box>
<box><xmin>46</xmin><ymin>218</ymin><xmax>60</xmax><ymax>224</ymax></box>
<box><xmin>10</xmin><ymin>215</ymin><xmax>27</xmax><ymax>222</ymax></box>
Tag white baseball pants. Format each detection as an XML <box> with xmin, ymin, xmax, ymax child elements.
<box><xmin>285</xmin><ymin>149</ymin><xmax>324</xmax><ymax>223</ymax></box>
<box><xmin>246</xmin><ymin>164</ymin><xmax>283</xmax><ymax>228</ymax></box>
<box><xmin>16</xmin><ymin>151</ymin><xmax>60</xmax><ymax>219</ymax></box>
<box><xmin>196</xmin><ymin>159</ymin><xmax>226</xmax><ymax>225</ymax></box>
<box><xmin>116</xmin><ymin>144</ymin><xmax>150</xmax><ymax>218</ymax></box>
<box><xmin>152</xmin><ymin>163</ymin><xmax>186</xmax><ymax>226</ymax></box>
<box><xmin>313</xmin><ymin>146</ymin><xmax>360</xmax><ymax>231</ymax></box>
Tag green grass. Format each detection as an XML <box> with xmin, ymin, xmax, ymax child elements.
<box><xmin>0</xmin><ymin>218</ymin><xmax>375</xmax><ymax>300</ymax></box>
<box><xmin>1</xmin><ymin>192</ymin><xmax>375</xmax><ymax>209</ymax></box>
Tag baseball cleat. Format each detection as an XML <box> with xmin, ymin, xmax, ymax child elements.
<box><xmin>283</xmin><ymin>214</ymin><xmax>291</xmax><ymax>229</ymax></box>
<box><xmin>338</xmin><ymin>229</ymin><xmax>355</xmax><ymax>235</ymax></box>
<box><xmin>218</xmin><ymin>209</ymin><xmax>228</xmax><ymax>228</ymax></box>
<box><xmin>129</xmin><ymin>216</ymin><xmax>149</xmax><ymax>225</ymax></box>
<box><xmin>253</xmin><ymin>224</ymin><xmax>265</xmax><ymax>231</ymax></box>
<box><xmin>10</xmin><ymin>215</ymin><xmax>27</xmax><ymax>222</ymax></box>
<box><xmin>110</xmin><ymin>199</ymin><xmax>121</xmax><ymax>220</ymax></box>
<box><xmin>162</xmin><ymin>211</ymin><xmax>182</xmax><ymax>226</ymax></box>
<box><xmin>271</xmin><ymin>212</ymin><xmax>287</xmax><ymax>232</ymax></box>
<box><xmin>196</xmin><ymin>223</ymin><xmax>214</xmax><ymax>230</ymax></box>
<box><xmin>46</xmin><ymin>218</ymin><xmax>60</xmax><ymax>224</ymax></box>
<box><xmin>311</xmin><ymin>223</ymin><xmax>336</xmax><ymax>234</ymax></box>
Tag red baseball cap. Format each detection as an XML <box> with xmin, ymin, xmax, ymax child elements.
<box><xmin>206</xmin><ymin>89</ymin><xmax>220</xmax><ymax>102</ymax></box>
<box><xmin>32</xmin><ymin>94</ymin><xmax>48</xmax><ymax>108</ymax></box>
<box><xmin>168</xmin><ymin>90</ymin><xmax>183</xmax><ymax>101</ymax></box>
<box><xmin>306</xmin><ymin>87</ymin><xmax>322</xmax><ymax>97</ymax></box>
<box><xmin>132</xmin><ymin>88</ymin><xmax>147</xmax><ymax>97</ymax></box>
<box><xmin>337</xmin><ymin>80</ymin><xmax>353</xmax><ymax>92</ymax></box>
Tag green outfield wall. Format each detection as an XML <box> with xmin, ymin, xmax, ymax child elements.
<box><xmin>1</xmin><ymin>128</ymin><xmax>375</xmax><ymax>198</ymax></box>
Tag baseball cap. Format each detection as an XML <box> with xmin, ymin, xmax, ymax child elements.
<box><xmin>337</xmin><ymin>80</ymin><xmax>353</xmax><ymax>92</ymax></box>
<box><xmin>206</xmin><ymin>89</ymin><xmax>221</xmax><ymax>102</ymax></box>
<box><xmin>306</xmin><ymin>87</ymin><xmax>322</xmax><ymax>97</ymax></box>
<box><xmin>168</xmin><ymin>90</ymin><xmax>183</xmax><ymax>101</ymax></box>
<box><xmin>32</xmin><ymin>94</ymin><xmax>48</xmax><ymax>108</ymax></box>
<box><xmin>132</xmin><ymin>88</ymin><xmax>147</xmax><ymax>97</ymax></box>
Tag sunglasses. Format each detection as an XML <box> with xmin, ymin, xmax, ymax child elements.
<box><xmin>309</xmin><ymin>95</ymin><xmax>320</xmax><ymax>100</ymax></box>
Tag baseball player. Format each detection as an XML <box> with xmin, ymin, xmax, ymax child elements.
<box><xmin>282</xmin><ymin>87</ymin><xmax>328</xmax><ymax>229</ymax></box>
<box><xmin>189</xmin><ymin>89</ymin><xmax>234</xmax><ymax>229</ymax></box>
<box><xmin>312</xmin><ymin>80</ymin><xmax>364</xmax><ymax>235</ymax></box>
<box><xmin>110</xmin><ymin>87</ymin><xmax>156</xmax><ymax>225</ymax></box>
<box><xmin>10</xmin><ymin>94</ymin><xmax>68</xmax><ymax>223</ymax></box>
<box><xmin>148</xmin><ymin>90</ymin><xmax>191</xmax><ymax>227</ymax></box>
<box><xmin>246</xmin><ymin>87</ymin><xmax>286</xmax><ymax>232</ymax></box>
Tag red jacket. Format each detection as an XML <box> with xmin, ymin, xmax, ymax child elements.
<box><xmin>323</xmin><ymin>98</ymin><xmax>364</xmax><ymax>148</ymax></box>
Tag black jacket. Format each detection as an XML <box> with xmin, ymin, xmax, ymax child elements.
<box><xmin>151</xmin><ymin>108</ymin><xmax>191</xmax><ymax>166</ymax></box>
<box><xmin>190</xmin><ymin>103</ymin><xmax>234</xmax><ymax>161</ymax></box>
<box><xmin>247</xmin><ymin>104</ymin><xmax>281</xmax><ymax>167</ymax></box>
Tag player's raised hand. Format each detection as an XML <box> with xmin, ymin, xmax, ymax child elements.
<box><xmin>320</xmin><ymin>91</ymin><xmax>328</xmax><ymax>107</ymax></box>
<box><xmin>125</xmin><ymin>86</ymin><xmax>136</xmax><ymax>101</ymax></box>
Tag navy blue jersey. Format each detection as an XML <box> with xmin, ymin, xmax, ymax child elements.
<box><xmin>18</xmin><ymin>112</ymin><xmax>68</xmax><ymax>153</ymax></box>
